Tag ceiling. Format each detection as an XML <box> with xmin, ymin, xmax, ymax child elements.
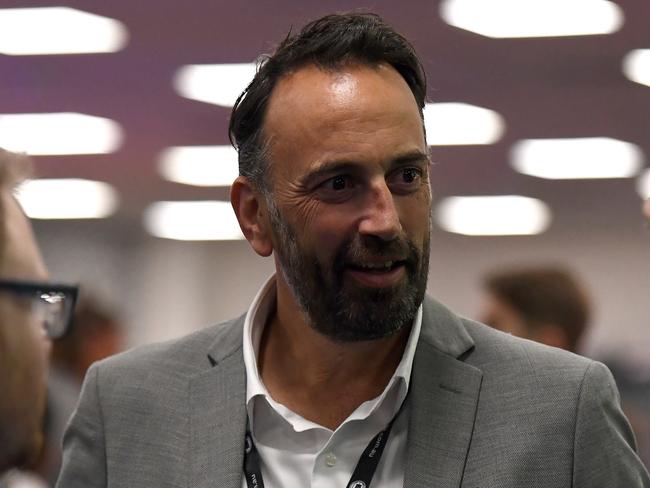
<box><xmin>2</xmin><ymin>0</ymin><xmax>649</xmax><ymax>237</ymax></box>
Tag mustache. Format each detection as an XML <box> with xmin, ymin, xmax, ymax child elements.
<box><xmin>333</xmin><ymin>234</ymin><xmax>420</xmax><ymax>273</ymax></box>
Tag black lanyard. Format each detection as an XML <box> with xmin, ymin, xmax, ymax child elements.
<box><xmin>243</xmin><ymin>397</ymin><xmax>407</xmax><ymax>488</ymax></box>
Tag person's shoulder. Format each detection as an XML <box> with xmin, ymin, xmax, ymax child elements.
<box><xmin>421</xmin><ymin>296</ymin><xmax>593</xmax><ymax>378</ymax></box>
<box><xmin>90</xmin><ymin>313</ymin><xmax>245</xmax><ymax>382</ymax></box>
<box><xmin>461</xmin><ymin>317</ymin><xmax>595</xmax><ymax>387</ymax></box>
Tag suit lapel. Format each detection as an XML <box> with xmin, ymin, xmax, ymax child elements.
<box><xmin>186</xmin><ymin>299</ymin><xmax>483</xmax><ymax>488</ymax></box>
<box><xmin>189</xmin><ymin>317</ymin><xmax>247</xmax><ymax>488</ymax></box>
<box><xmin>404</xmin><ymin>298</ymin><xmax>483</xmax><ymax>488</ymax></box>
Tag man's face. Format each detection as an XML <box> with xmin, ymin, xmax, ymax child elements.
<box><xmin>261</xmin><ymin>63</ymin><xmax>431</xmax><ymax>342</ymax></box>
<box><xmin>644</xmin><ymin>199</ymin><xmax>650</xmax><ymax>223</ymax></box>
<box><xmin>479</xmin><ymin>293</ymin><xmax>530</xmax><ymax>338</ymax></box>
<box><xmin>0</xmin><ymin>191</ymin><xmax>50</xmax><ymax>470</ymax></box>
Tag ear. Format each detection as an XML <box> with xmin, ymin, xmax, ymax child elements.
<box><xmin>231</xmin><ymin>176</ymin><xmax>273</xmax><ymax>257</ymax></box>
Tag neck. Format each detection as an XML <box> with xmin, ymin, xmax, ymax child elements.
<box><xmin>257</xmin><ymin>277</ymin><xmax>411</xmax><ymax>429</ymax></box>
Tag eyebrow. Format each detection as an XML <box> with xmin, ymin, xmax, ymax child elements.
<box><xmin>301</xmin><ymin>150</ymin><xmax>430</xmax><ymax>187</ymax></box>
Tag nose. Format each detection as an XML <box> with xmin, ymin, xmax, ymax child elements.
<box><xmin>357</xmin><ymin>180</ymin><xmax>402</xmax><ymax>241</ymax></box>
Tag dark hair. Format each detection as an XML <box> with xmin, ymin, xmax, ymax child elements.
<box><xmin>485</xmin><ymin>266</ymin><xmax>591</xmax><ymax>352</ymax></box>
<box><xmin>228</xmin><ymin>12</ymin><xmax>427</xmax><ymax>193</ymax></box>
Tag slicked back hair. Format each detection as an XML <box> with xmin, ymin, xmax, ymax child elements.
<box><xmin>228</xmin><ymin>12</ymin><xmax>427</xmax><ymax>195</ymax></box>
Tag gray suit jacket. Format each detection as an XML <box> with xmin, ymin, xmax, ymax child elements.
<box><xmin>57</xmin><ymin>297</ymin><xmax>650</xmax><ymax>487</ymax></box>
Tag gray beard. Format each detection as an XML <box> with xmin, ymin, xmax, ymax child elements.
<box><xmin>267</xmin><ymin>199</ymin><xmax>430</xmax><ymax>343</ymax></box>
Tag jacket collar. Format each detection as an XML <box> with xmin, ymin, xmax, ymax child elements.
<box><xmin>404</xmin><ymin>297</ymin><xmax>483</xmax><ymax>488</ymax></box>
<box><xmin>190</xmin><ymin>314</ymin><xmax>247</xmax><ymax>488</ymax></box>
<box><xmin>189</xmin><ymin>297</ymin><xmax>483</xmax><ymax>488</ymax></box>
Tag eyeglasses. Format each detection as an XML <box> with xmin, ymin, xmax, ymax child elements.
<box><xmin>0</xmin><ymin>279</ymin><xmax>79</xmax><ymax>339</ymax></box>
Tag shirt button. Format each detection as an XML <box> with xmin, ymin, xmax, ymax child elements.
<box><xmin>325</xmin><ymin>452</ymin><xmax>337</xmax><ymax>467</ymax></box>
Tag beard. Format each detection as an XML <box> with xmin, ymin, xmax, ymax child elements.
<box><xmin>267</xmin><ymin>199</ymin><xmax>430</xmax><ymax>343</ymax></box>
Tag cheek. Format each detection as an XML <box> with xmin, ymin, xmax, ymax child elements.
<box><xmin>399</xmin><ymin>200</ymin><xmax>431</xmax><ymax>240</ymax></box>
<box><xmin>307</xmin><ymin>209</ymin><xmax>360</xmax><ymax>262</ymax></box>
<box><xmin>25</xmin><ymin>315</ymin><xmax>51</xmax><ymax>376</ymax></box>
<box><xmin>280</xmin><ymin>196</ymin><xmax>354</xmax><ymax>251</ymax></box>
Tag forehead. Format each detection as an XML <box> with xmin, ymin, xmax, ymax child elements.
<box><xmin>0</xmin><ymin>190</ymin><xmax>48</xmax><ymax>280</ymax></box>
<box><xmin>263</xmin><ymin>63</ymin><xmax>426</xmax><ymax>172</ymax></box>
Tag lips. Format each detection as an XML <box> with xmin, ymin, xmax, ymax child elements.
<box><xmin>347</xmin><ymin>260</ymin><xmax>403</xmax><ymax>272</ymax></box>
<box><xmin>344</xmin><ymin>260</ymin><xmax>407</xmax><ymax>287</ymax></box>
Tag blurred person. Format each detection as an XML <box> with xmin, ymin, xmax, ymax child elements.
<box><xmin>37</xmin><ymin>299</ymin><xmax>124</xmax><ymax>485</ymax></box>
<box><xmin>644</xmin><ymin>199</ymin><xmax>650</xmax><ymax>222</ymax></box>
<box><xmin>51</xmin><ymin>298</ymin><xmax>124</xmax><ymax>384</ymax></box>
<box><xmin>480</xmin><ymin>266</ymin><xmax>590</xmax><ymax>352</ymax></box>
<box><xmin>0</xmin><ymin>149</ymin><xmax>78</xmax><ymax>484</ymax></box>
<box><xmin>480</xmin><ymin>264</ymin><xmax>650</xmax><ymax>469</ymax></box>
<box><xmin>58</xmin><ymin>13</ymin><xmax>650</xmax><ymax>488</ymax></box>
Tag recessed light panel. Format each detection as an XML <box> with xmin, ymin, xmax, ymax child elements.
<box><xmin>623</xmin><ymin>49</ymin><xmax>650</xmax><ymax>88</ymax></box>
<box><xmin>0</xmin><ymin>7</ymin><xmax>128</xmax><ymax>55</ymax></box>
<box><xmin>159</xmin><ymin>146</ymin><xmax>239</xmax><ymax>187</ymax></box>
<box><xmin>638</xmin><ymin>169</ymin><xmax>650</xmax><ymax>199</ymax></box>
<box><xmin>0</xmin><ymin>113</ymin><xmax>123</xmax><ymax>155</ymax></box>
<box><xmin>436</xmin><ymin>195</ymin><xmax>551</xmax><ymax>236</ymax></box>
<box><xmin>511</xmin><ymin>138</ymin><xmax>643</xmax><ymax>179</ymax></box>
<box><xmin>16</xmin><ymin>179</ymin><xmax>118</xmax><ymax>219</ymax></box>
<box><xmin>144</xmin><ymin>201</ymin><xmax>245</xmax><ymax>241</ymax></box>
<box><xmin>423</xmin><ymin>103</ymin><xmax>504</xmax><ymax>145</ymax></box>
<box><xmin>440</xmin><ymin>0</ymin><xmax>623</xmax><ymax>38</ymax></box>
<box><xmin>174</xmin><ymin>63</ymin><xmax>257</xmax><ymax>107</ymax></box>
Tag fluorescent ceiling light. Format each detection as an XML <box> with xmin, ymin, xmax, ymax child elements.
<box><xmin>174</xmin><ymin>63</ymin><xmax>257</xmax><ymax>107</ymax></box>
<box><xmin>0</xmin><ymin>112</ymin><xmax>123</xmax><ymax>156</ymax></box>
<box><xmin>622</xmin><ymin>49</ymin><xmax>650</xmax><ymax>88</ymax></box>
<box><xmin>436</xmin><ymin>195</ymin><xmax>551</xmax><ymax>236</ymax></box>
<box><xmin>638</xmin><ymin>169</ymin><xmax>650</xmax><ymax>199</ymax></box>
<box><xmin>440</xmin><ymin>0</ymin><xmax>623</xmax><ymax>38</ymax></box>
<box><xmin>423</xmin><ymin>103</ymin><xmax>504</xmax><ymax>145</ymax></box>
<box><xmin>15</xmin><ymin>179</ymin><xmax>118</xmax><ymax>219</ymax></box>
<box><xmin>144</xmin><ymin>201</ymin><xmax>245</xmax><ymax>241</ymax></box>
<box><xmin>159</xmin><ymin>146</ymin><xmax>239</xmax><ymax>187</ymax></box>
<box><xmin>511</xmin><ymin>137</ymin><xmax>643</xmax><ymax>179</ymax></box>
<box><xmin>0</xmin><ymin>7</ymin><xmax>128</xmax><ymax>55</ymax></box>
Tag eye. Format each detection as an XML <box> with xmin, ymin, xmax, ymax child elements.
<box><xmin>388</xmin><ymin>166</ymin><xmax>424</xmax><ymax>193</ymax></box>
<box><xmin>315</xmin><ymin>174</ymin><xmax>357</xmax><ymax>202</ymax></box>
<box><xmin>328</xmin><ymin>175</ymin><xmax>349</xmax><ymax>191</ymax></box>
<box><xmin>401</xmin><ymin>168</ymin><xmax>420</xmax><ymax>183</ymax></box>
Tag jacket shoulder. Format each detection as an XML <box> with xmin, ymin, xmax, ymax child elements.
<box><xmin>462</xmin><ymin>316</ymin><xmax>593</xmax><ymax>377</ymax></box>
<box><xmin>92</xmin><ymin>313</ymin><xmax>245</xmax><ymax>382</ymax></box>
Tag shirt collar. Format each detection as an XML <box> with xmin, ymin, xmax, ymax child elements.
<box><xmin>242</xmin><ymin>274</ymin><xmax>422</xmax><ymax>430</ymax></box>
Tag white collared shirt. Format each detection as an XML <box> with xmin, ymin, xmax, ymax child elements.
<box><xmin>241</xmin><ymin>275</ymin><xmax>422</xmax><ymax>488</ymax></box>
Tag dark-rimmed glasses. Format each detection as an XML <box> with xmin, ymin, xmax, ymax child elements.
<box><xmin>0</xmin><ymin>279</ymin><xmax>79</xmax><ymax>339</ymax></box>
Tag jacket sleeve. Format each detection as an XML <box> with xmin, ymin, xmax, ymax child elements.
<box><xmin>573</xmin><ymin>361</ymin><xmax>650</xmax><ymax>487</ymax></box>
<box><xmin>56</xmin><ymin>363</ymin><xmax>107</xmax><ymax>488</ymax></box>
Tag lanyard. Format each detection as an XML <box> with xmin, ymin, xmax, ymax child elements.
<box><xmin>243</xmin><ymin>397</ymin><xmax>407</xmax><ymax>488</ymax></box>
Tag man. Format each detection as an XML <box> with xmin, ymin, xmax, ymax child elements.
<box><xmin>57</xmin><ymin>13</ymin><xmax>650</xmax><ymax>487</ymax></box>
<box><xmin>0</xmin><ymin>149</ymin><xmax>78</xmax><ymax>480</ymax></box>
<box><xmin>479</xmin><ymin>266</ymin><xmax>590</xmax><ymax>353</ymax></box>
<box><xmin>645</xmin><ymin>199</ymin><xmax>650</xmax><ymax>223</ymax></box>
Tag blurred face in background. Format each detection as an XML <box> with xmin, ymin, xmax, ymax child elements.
<box><xmin>644</xmin><ymin>200</ymin><xmax>650</xmax><ymax>223</ymax></box>
<box><xmin>0</xmin><ymin>191</ymin><xmax>50</xmax><ymax>472</ymax></box>
<box><xmin>480</xmin><ymin>293</ymin><xmax>529</xmax><ymax>338</ymax></box>
<box><xmin>479</xmin><ymin>291</ymin><xmax>572</xmax><ymax>351</ymax></box>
